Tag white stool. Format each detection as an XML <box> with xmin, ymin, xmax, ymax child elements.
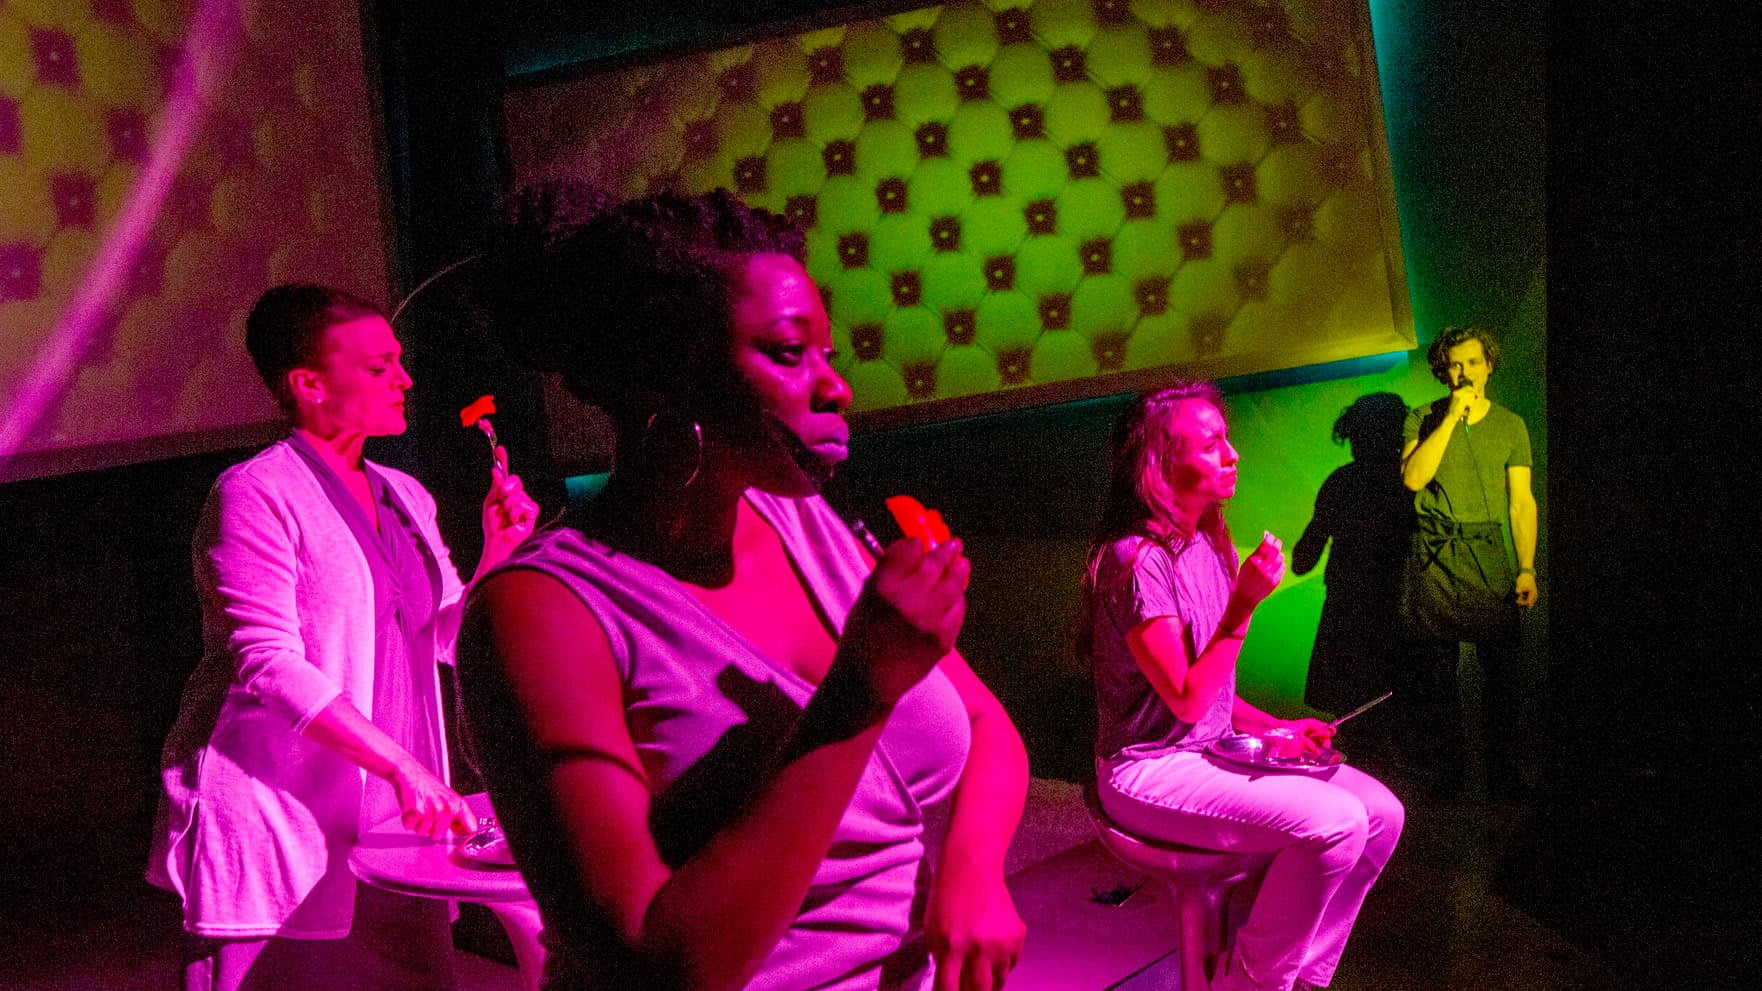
<box><xmin>1083</xmin><ymin>785</ymin><xmax>1269</xmax><ymax>990</ymax></box>
<box><xmin>351</xmin><ymin>792</ymin><xmax>545</xmax><ymax>991</ymax></box>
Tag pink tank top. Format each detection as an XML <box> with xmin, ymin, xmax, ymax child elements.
<box><xmin>489</xmin><ymin>489</ymin><xmax>970</xmax><ymax>990</ymax></box>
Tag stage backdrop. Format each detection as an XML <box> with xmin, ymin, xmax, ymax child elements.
<box><xmin>0</xmin><ymin>0</ymin><xmax>391</xmax><ymax>482</ymax></box>
<box><xmin>501</xmin><ymin>0</ymin><xmax>1413</xmax><ymax>428</ymax></box>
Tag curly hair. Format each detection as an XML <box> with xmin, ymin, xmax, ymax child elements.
<box><xmin>244</xmin><ymin>283</ymin><xmax>382</xmax><ymax>414</ymax></box>
<box><xmin>1425</xmin><ymin>326</ymin><xmax>1500</xmax><ymax>386</ymax></box>
<box><xmin>481</xmin><ymin>182</ymin><xmax>807</xmax><ymax>428</ymax></box>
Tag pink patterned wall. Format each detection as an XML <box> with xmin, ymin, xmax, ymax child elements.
<box><xmin>0</xmin><ymin>0</ymin><xmax>390</xmax><ymax>481</ymax></box>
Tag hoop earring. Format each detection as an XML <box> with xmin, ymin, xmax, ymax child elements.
<box><xmin>643</xmin><ymin>411</ymin><xmax>704</xmax><ymax>490</ymax></box>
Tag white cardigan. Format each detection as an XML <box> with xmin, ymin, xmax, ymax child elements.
<box><xmin>147</xmin><ymin>440</ymin><xmax>466</xmax><ymax>937</ymax></box>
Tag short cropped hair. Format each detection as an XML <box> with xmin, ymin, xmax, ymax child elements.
<box><xmin>244</xmin><ymin>283</ymin><xmax>383</xmax><ymax>413</ymax></box>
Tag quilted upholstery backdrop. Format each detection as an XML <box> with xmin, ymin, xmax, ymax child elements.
<box><xmin>0</xmin><ymin>0</ymin><xmax>389</xmax><ymax>480</ymax></box>
<box><xmin>503</xmin><ymin>0</ymin><xmax>1412</xmax><ymax>425</ymax></box>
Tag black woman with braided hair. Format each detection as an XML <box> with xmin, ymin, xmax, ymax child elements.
<box><xmin>457</xmin><ymin>184</ymin><xmax>1029</xmax><ymax>991</ymax></box>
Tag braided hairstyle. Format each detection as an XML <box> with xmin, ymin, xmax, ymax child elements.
<box><xmin>481</xmin><ymin>182</ymin><xmax>806</xmax><ymax>432</ymax></box>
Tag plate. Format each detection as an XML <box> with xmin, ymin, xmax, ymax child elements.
<box><xmin>459</xmin><ymin>819</ymin><xmax>517</xmax><ymax>867</ymax></box>
<box><xmin>1206</xmin><ymin>735</ymin><xmax>1345</xmax><ymax>775</ymax></box>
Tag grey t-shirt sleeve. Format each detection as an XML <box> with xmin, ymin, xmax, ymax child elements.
<box><xmin>1105</xmin><ymin>539</ymin><xmax>1183</xmax><ymax>630</ymax></box>
<box><xmin>1507</xmin><ymin>411</ymin><xmax>1533</xmax><ymax>469</ymax></box>
<box><xmin>1091</xmin><ymin>534</ymin><xmax>1237</xmax><ymax>761</ymax></box>
<box><xmin>1403</xmin><ymin>401</ymin><xmax>1429</xmax><ymax>445</ymax></box>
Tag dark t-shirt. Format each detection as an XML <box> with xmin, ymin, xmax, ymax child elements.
<box><xmin>1400</xmin><ymin>399</ymin><xmax>1532</xmax><ymax>640</ymax></box>
<box><xmin>1403</xmin><ymin>399</ymin><xmax>1532</xmax><ymax>526</ymax></box>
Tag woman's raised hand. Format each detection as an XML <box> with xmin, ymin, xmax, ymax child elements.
<box><xmin>837</xmin><ymin>537</ymin><xmax>969</xmax><ymax>707</ymax></box>
<box><xmin>481</xmin><ymin>445</ymin><xmax>539</xmax><ymax>562</ymax></box>
<box><xmin>1228</xmin><ymin>531</ymin><xmax>1285</xmax><ymax>616</ymax></box>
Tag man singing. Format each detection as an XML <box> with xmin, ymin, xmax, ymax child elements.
<box><xmin>1398</xmin><ymin>327</ymin><xmax>1538</xmax><ymax>801</ymax></box>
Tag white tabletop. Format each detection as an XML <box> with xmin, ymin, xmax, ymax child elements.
<box><xmin>350</xmin><ymin>792</ymin><xmax>532</xmax><ymax>903</ymax></box>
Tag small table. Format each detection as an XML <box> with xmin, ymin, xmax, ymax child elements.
<box><xmin>350</xmin><ymin>792</ymin><xmax>544</xmax><ymax>991</ymax></box>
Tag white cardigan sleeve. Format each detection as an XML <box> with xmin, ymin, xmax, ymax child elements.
<box><xmin>196</xmin><ymin>467</ymin><xmax>347</xmax><ymax>731</ymax></box>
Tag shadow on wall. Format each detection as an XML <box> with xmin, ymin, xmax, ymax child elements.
<box><xmin>1291</xmin><ymin>392</ymin><xmax>1413</xmax><ymax>770</ymax></box>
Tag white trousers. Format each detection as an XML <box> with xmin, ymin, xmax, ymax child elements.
<box><xmin>1099</xmin><ymin>751</ymin><xmax>1404</xmax><ymax>990</ymax></box>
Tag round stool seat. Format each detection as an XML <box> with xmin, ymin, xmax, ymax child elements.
<box><xmin>351</xmin><ymin>793</ymin><xmax>546</xmax><ymax>991</ymax></box>
<box><xmin>1086</xmin><ymin>792</ymin><xmax>1268</xmax><ymax>887</ymax></box>
<box><xmin>1083</xmin><ymin>784</ymin><xmax>1269</xmax><ymax>990</ymax></box>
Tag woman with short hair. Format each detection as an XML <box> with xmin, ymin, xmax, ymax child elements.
<box><xmin>149</xmin><ymin>283</ymin><xmax>538</xmax><ymax>990</ymax></box>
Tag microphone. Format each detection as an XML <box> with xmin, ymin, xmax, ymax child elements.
<box><xmin>1453</xmin><ymin>380</ymin><xmax>1476</xmax><ymax>421</ymax></box>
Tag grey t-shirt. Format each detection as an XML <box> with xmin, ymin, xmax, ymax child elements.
<box><xmin>1403</xmin><ymin>399</ymin><xmax>1532</xmax><ymax>526</ymax></box>
<box><xmin>284</xmin><ymin>432</ymin><xmax>444</xmax><ymax>835</ymax></box>
<box><xmin>1089</xmin><ymin>533</ymin><xmax>1238</xmax><ymax>762</ymax></box>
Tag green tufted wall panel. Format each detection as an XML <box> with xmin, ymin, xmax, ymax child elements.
<box><xmin>502</xmin><ymin>0</ymin><xmax>1411</xmax><ymax>427</ymax></box>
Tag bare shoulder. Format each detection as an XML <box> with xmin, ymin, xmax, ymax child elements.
<box><xmin>469</xmin><ymin>567</ymin><xmax>611</xmax><ymax>668</ymax></box>
<box><xmin>465</xmin><ymin>567</ymin><xmax>643</xmax><ymax>746</ymax></box>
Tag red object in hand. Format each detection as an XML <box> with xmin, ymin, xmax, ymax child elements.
<box><xmin>459</xmin><ymin>394</ymin><xmax>501</xmax><ymax>472</ymax></box>
<box><xmin>886</xmin><ymin>495</ymin><xmax>954</xmax><ymax>550</ymax></box>
<box><xmin>885</xmin><ymin>495</ymin><xmax>936</xmax><ymax>550</ymax></box>
<box><xmin>459</xmin><ymin>394</ymin><xmax>496</xmax><ymax>428</ymax></box>
<box><xmin>883</xmin><ymin>495</ymin><xmax>967</xmax><ymax>588</ymax></box>
<box><xmin>925</xmin><ymin>510</ymin><xmax>952</xmax><ymax>545</ymax></box>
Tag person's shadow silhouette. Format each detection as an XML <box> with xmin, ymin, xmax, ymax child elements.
<box><xmin>647</xmin><ymin>664</ymin><xmax>809</xmax><ymax>868</ymax></box>
<box><xmin>1293</xmin><ymin>394</ymin><xmax>1413</xmax><ymax>762</ymax></box>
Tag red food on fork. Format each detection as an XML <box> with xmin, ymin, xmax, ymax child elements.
<box><xmin>459</xmin><ymin>394</ymin><xmax>497</xmax><ymax>428</ymax></box>
<box><xmin>459</xmin><ymin>394</ymin><xmax>501</xmax><ymax>471</ymax></box>
<box><xmin>925</xmin><ymin>510</ymin><xmax>951</xmax><ymax>545</ymax></box>
<box><xmin>883</xmin><ymin>497</ymin><xmax>966</xmax><ymax>586</ymax></box>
